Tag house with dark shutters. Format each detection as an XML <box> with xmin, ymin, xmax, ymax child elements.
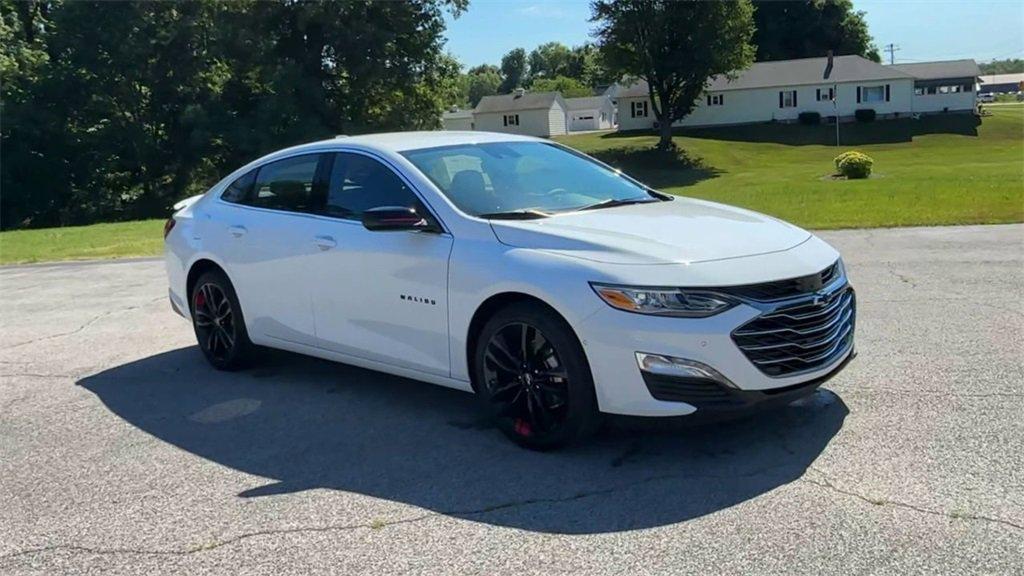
<box><xmin>615</xmin><ymin>55</ymin><xmax>979</xmax><ymax>131</ymax></box>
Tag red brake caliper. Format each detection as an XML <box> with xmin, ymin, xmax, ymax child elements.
<box><xmin>195</xmin><ymin>290</ymin><xmax>206</xmax><ymax>310</ymax></box>
<box><xmin>514</xmin><ymin>419</ymin><xmax>532</xmax><ymax>437</ymax></box>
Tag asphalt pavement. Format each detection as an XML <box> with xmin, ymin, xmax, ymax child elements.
<box><xmin>1</xmin><ymin>224</ymin><xmax>1021</xmax><ymax>575</ymax></box>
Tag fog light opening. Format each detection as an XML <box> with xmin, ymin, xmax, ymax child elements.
<box><xmin>635</xmin><ymin>352</ymin><xmax>737</xmax><ymax>389</ymax></box>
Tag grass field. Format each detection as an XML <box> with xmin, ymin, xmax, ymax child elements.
<box><xmin>0</xmin><ymin>219</ymin><xmax>165</xmax><ymax>265</ymax></box>
<box><xmin>556</xmin><ymin>103</ymin><xmax>1024</xmax><ymax>230</ymax></box>
<box><xmin>1</xmin><ymin>105</ymin><xmax>1021</xmax><ymax>264</ymax></box>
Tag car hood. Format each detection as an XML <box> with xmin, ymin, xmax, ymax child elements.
<box><xmin>489</xmin><ymin>197</ymin><xmax>811</xmax><ymax>265</ymax></box>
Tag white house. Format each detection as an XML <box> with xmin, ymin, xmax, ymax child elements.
<box><xmin>891</xmin><ymin>60</ymin><xmax>981</xmax><ymax>114</ymax></box>
<box><xmin>564</xmin><ymin>96</ymin><xmax>616</xmax><ymax>131</ymax></box>
<box><xmin>617</xmin><ymin>55</ymin><xmax>979</xmax><ymax>131</ymax></box>
<box><xmin>441</xmin><ymin>109</ymin><xmax>474</xmax><ymax>131</ymax></box>
<box><xmin>474</xmin><ymin>90</ymin><xmax>568</xmax><ymax>137</ymax></box>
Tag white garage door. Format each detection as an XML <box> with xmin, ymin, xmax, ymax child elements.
<box><xmin>570</xmin><ymin>112</ymin><xmax>599</xmax><ymax>131</ymax></box>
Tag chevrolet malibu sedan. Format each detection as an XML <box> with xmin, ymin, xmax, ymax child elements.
<box><xmin>165</xmin><ymin>131</ymin><xmax>855</xmax><ymax>449</ymax></box>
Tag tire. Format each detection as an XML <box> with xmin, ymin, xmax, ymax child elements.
<box><xmin>472</xmin><ymin>301</ymin><xmax>600</xmax><ymax>450</ymax></box>
<box><xmin>189</xmin><ymin>270</ymin><xmax>254</xmax><ymax>371</ymax></box>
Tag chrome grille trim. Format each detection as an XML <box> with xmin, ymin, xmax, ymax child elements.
<box><xmin>731</xmin><ymin>270</ymin><xmax>856</xmax><ymax>378</ymax></box>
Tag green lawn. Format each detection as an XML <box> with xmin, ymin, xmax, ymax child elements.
<box><xmin>557</xmin><ymin>104</ymin><xmax>1024</xmax><ymax>229</ymax></box>
<box><xmin>0</xmin><ymin>219</ymin><xmax>165</xmax><ymax>265</ymax></box>
<box><xmin>1</xmin><ymin>106</ymin><xmax>1021</xmax><ymax>264</ymax></box>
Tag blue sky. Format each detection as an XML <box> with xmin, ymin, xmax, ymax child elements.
<box><xmin>444</xmin><ymin>0</ymin><xmax>1024</xmax><ymax>69</ymax></box>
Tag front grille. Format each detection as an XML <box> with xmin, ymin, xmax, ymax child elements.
<box><xmin>717</xmin><ymin>262</ymin><xmax>839</xmax><ymax>302</ymax></box>
<box><xmin>732</xmin><ymin>286</ymin><xmax>855</xmax><ymax>377</ymax></box>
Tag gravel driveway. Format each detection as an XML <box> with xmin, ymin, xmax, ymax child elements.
<box><xmin>1</xmin><ymin>224</ymin><xmax>1021</xmax><ymax>575</ymax></box>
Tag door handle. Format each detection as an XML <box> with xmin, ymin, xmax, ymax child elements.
<box><xmin>314</xmin><ymin>235</ymin><xmax>337</xmax><ymax>250</ymax></box>
<box><xmin>228</xmin><ymin>225</ymin><xmax>248</xmax><ymax>238</ymax></box>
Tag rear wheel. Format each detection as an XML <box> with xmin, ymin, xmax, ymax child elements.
<box><xmin>472</xmin><ymin>302</ymin><xmax>600</xmax><ymax>450</ymax></box>
<box><xmin>190</xmin><ymin>270</ymin><xmax>253</xmax><ymax>371</ymax></box>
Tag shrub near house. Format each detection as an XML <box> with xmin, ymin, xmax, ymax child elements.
<box><xmin>835</xmin><ymin>151</ymin><xmax>874</xmax><ymax>179</ymax></box>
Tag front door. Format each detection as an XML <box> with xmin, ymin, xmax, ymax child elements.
<box><xmin>310</xmin><ymin>152</ymin><xmax>453</xmax><ymax>376</ymax></box>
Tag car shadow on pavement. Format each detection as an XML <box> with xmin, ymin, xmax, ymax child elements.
<box><xmin>78</xmin><ymin>346</ymin><xmax>848</xmax><ymax>535</ymax></box>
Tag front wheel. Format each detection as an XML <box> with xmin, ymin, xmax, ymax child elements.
<box><xmin>190</xmin><ymin>270</ymin><xmax>254</xmax><ymax>371</ymax></box>
<box><xmin>472</xmin><ymin>302</ymin><xmax>600</xmax><ymax>450</ymax></box>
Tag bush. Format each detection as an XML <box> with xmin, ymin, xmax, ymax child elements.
<box><xmin>834</xmin><ymin>150</ymin><xmax>873</xmax><ymax>179</ymax></box>
<box><xmin>798</xmin><ymin>111</ymin><xmax>821</xmax><ymax>125</ymax></box>
<box><xmin>855</xmin><ymin>108</ymin><xmax>876</xmax><ymax>122</ymax></box>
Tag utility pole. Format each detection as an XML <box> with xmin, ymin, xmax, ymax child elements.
<box><xmin>884</xmin><ymin>43</ymin><xmax>900</xmax><ymax>65</ymax></box>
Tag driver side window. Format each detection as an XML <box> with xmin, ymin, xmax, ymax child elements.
<box><xmin>324</xmin><ymin>153</ymin><xmax>422</xmax><ymax>219</ymax></box>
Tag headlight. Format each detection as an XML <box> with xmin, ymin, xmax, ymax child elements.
<box><xmin>590</xmin><ymin>283</ymin><xmax>736</xmax><ymax>318</ymax></box>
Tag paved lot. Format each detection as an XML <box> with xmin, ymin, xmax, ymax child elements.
<box><xmin>1</xmin><ymin>224</ymin><xmax>1022</xmax><ymax>575</ymax></box>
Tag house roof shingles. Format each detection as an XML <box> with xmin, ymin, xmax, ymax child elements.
<box><xmin>474</xmin><ymin>91</ymin><xmax>564</xmax><ymax>114</ymax></box>
<box><xmin>890</xmin><ymin>59</ymin><xmax>981</xmax><ymax>80</ymax></box>
<box><xmin>564</xmin><ymin>96</ymin><xmax>611</xmax><ymax>111</ymax></box>
<box><xmin>617</xmin><ymin>55</ymin><xmax>917</xmax><ymax>98</ymax></box>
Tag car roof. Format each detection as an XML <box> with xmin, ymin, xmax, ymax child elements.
<box><xmin>277</xmin><ymin>131</ymin><xmax>544</xmax><ymax>157</ymax></box>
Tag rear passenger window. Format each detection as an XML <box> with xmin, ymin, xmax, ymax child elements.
<box><xmin>221</xmin><ymin>170</ymin><xmax>255</xmax><ymax>204</ymax></box>
<box><xmin>324</xmin><ymin>153</ymin><xmax>422</xmax><ymax>219</ymax></box>
<box><xmin>250</xmin><ymin>154</ymin><xmax>322</xmax><ymax>213</ymax></box>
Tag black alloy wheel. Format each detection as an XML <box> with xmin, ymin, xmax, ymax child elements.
<box><xmin>190</xmin><ymin>270</ymin><xmax>253</xmax><ymax>371</ymax></box>
<box><xmin>474</xmin><ymin>302</ymin><xmax>600</xmax><ymax>449</ymax></box>
<box><xmin>483</xmin><ymin>322</ymin><xmax>570</xmax><ymax>438</ymax></box>
<box><xmin>193</xmin><ymin>282</ymin><xmax>236</xmax><ymax>361</ymax></box>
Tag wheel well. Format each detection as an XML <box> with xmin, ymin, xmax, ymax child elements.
<box><xmin>186</xmin><ymin>259</ymin><xmax>227</xmax><ymax>304</ymax></box>
<box><xmin>465</xmin><ymin>292</ymin><xmax>566</xmax><ymax>390</ymax></box>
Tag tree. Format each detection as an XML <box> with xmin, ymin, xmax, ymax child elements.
<box><xmin>566</xmin><ymin>43</ymin><xmax>611</xmax><ymax>87</ymax></box>
<box><xmin>499</xmin><ymin>47</ymin><xmax>528</xmax><ymax>93</ymax></box>
<box><xmin>0</xmin><ymin>0</ymin><xmax>467</xmax><ymax>229</ymax></box>
<box><xmin>752</xmin><ymin>0</ymin><xmax>879</xmax><ymax>62</ymax></box>
<box><xmin>528</xmin><ymin>41</ymin><xmax>572</xmax><ymax>79</ymax></box>
<box><xmin>980</xmin><ymin>58</ymin><xmax>1024</xmax><ymax>75</ymax></box>
<box><xmin>592</xmin><ymin>0</ymin><xmax>755</xmax><ymax>150</ymax></box>
<box><xmin>531</xmin><ymin>76</ymin><xmax>592</xmax><ymax>98</ymax></box>
<box><xmin>466</xmin><ymin>69</ymin><xmax>502</xmax><ymax>106</ymax></box>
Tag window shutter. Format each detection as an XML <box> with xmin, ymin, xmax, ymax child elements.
<box><xmin>707</xmin><ymin>95</ymin><xmax>711</xmax><ymax>106</ymax></box>
<box><xmin>885</xmin><ymin>84</ymin><xmax>890</xmax><ymax>102</ymax></box>
<box><xmin>816</xmin><ymin>88</ymin><xmax>821</xmax><ymax>101</ymax></box>
<box><xmin>857</xmin><ymin>87</ymin><xmax>862</xmax><ymax>103</ymax></box>
<box><xmin>720</xmin><ymin>94</ymin><xmax>723</xmax><ymax>105</ymax></box>
<box><xmin>793</xmin><ymin>91</ymin><xmax>797</xmax><ymax>107</ymax></box>
<box><xmin>779</xmin><ymin>91</ymin><xmax>784</xmax><ymax>108</ymax></box>
<box><xmin>830</xmin><ymin>87</ymin><xmax>835</xmax><ymax>100</ymax></box>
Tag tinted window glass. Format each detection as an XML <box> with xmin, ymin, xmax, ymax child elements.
<box><xmin>401</xmin><ymin>142</ymin><xmax>652</xmax><ymax>216</ymax></box>
<box><xmin>250</xmin><ymin>154</ymin><xmax>321</xmax><ymax>212</ymax></box>
<box><xmin>324</xmin><ymin>153</ymin><xmax>421</xmax><ymax>219</ymax></box>
<box><xmin>221</xmin><ymin>170</ymin><xmax>255</xmax><ymax>203</ymax></box>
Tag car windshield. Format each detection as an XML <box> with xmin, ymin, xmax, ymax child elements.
<box><xmin>401</xmin><ymin>141</ymin><xmax>656</xmax><ymax>217</ymax></box>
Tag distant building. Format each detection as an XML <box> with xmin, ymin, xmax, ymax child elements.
<box><xmin>474</xmin><ymin>90</ymin><xmax>568</xmax><ymax>137</ymax></box>
<box><xmin>616</xmin><ymin>55</ymin><xmax>980</xmax><ymax>131</ymax></box>
<box><xmin>891</xmin><ymin>60</ymin><xmax>982</xmax><ymax>114</ymax></box>
<box><xmin>441</xmin><ymin>109</ymin><xmax>474</xmax><ymax>131</ymax></box>
<box><xmin>977</xmin><ymin>73</ymin><xmax>1024</xmax><ymax>94</ymax></box>
<box><xmin>564</xmin><ymin>96</ymin><xmax>616</xmax><ymax>131</ymax></box>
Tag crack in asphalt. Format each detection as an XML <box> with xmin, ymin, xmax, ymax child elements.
<box><xmin>1</xmin><ymin>297</ymin><xmax>164</xmax><ymax>351</ymax></box>
<box><xmin>0</xmin><ymin>463</ymin><xmax>803</xmax><ymax>562</ymax></box>
<box><xmin>801</xmin><ymin>468</ymin><xmax>1024</xmax><ymax>532</ymax></box>
<box><xmin>5</xmin><ymin>459</ymin><xmax>1023</xmax><ymax>563</ymax></box>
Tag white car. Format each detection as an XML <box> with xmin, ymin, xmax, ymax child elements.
<box><xmin>164</xmin><ymin>131</ymin><xmax>855</xmax><ymax>449</ymax></box>
<box><xmin>977</xmin><ymin>93</ymin><xmax>996</xmax><ymax>103</ymax></box>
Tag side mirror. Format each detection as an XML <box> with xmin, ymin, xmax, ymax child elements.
<box><xmin>361</xmin><ymin>206</ymin><xmax>433</xmax><ymax>232</ymax></box>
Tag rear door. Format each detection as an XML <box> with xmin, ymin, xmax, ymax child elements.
<box><xmin>308</xmin><ymin>151</ymin><xmax>454</xmax><ymax>376</ymax></box>
<box><xmin>211</xmin><ymin>153</ymin><xmax>329</xmax><ymax>347</ymax></box>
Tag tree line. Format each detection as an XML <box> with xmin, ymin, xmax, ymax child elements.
<box><xmin>1</xmin><ymin>0</ymin><xmax>466</xmax><ymax>230</ymax></box>
<box><xmin>1</xmin><ymin>0</ymin><xmax>877</xmax><ymax>230</ymax></box>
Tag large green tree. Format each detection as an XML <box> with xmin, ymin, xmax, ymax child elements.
<box><xmin>528</xmin><ymin>42</ymin><xmax>572</xmax><ymax>79</ymax></box>
<box><xmin>498</xmin><ymin>47</ymin><xmax>528</xmax><ymax>93</ymax></box>
<box><xmin>1</xmin><ymin>0</ymin><xmax>466</xmax><ymax>229</ymax></box>
<box><xmin>752</xmin><ymin>0</ymin><xmax>879</xmax><ymax>62</ymax></box>
<box><xmin>592</xmin><ymin>0</ymin><xmax>756</xmax><ymax>150</ymax></box>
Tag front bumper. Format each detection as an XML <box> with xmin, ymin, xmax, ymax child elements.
<box><xmin>577</xmin><ymin>276</ymin><xmax>855</xmax><ymax>418</ymax></box>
